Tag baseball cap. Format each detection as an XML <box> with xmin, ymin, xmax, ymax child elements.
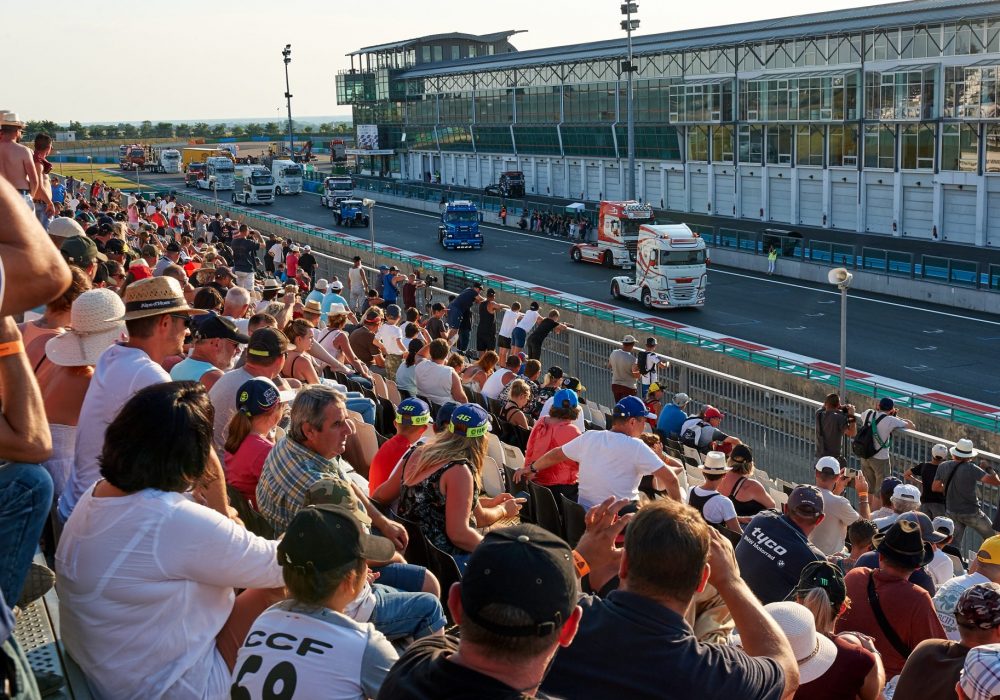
<box><xmin>315</xmin><ymin>278</ymin><xmax>329</xmax><ymax>291</ymax></box>
<box><xmin>471</xmin><ymin>281</ymin><xmax>482</xmax><ymax>289</ymax></box>
<box><xmin>104</xmin><ymin>238</ymin><xmax>126</xmax><ymax>254</ymax></box>
<box><xmin>277</xmin><ymin>504</ymin><xmax>393</xmax><ymax>572</ymax></box>
<box><xmin>47</xmin><ymin>217</ymin><xmax>85</xmax><ymax>239</ymax></box>
<box><xmin>551</xmin><ymin>389</ymin><xmax>579</xmax><ymax>410</ymax></box>
<box><xmin>330</xmin><ymin>279</ymin><xmax>343</xmax><ymax>291</ymax></box>
<box><xmin>673</xmin><ymin>392</ymin><xmax>690</xmax><ymax>406</ymax></box>
<box><xmin>933</xmin><ymin>516</ymin><xmax>956</xmax><ymax>537</ymax></box>
<box><xmin>461</xmin><ymin>524</ymin><xmax>577</xmax><ymax>638</ymax></box>
<box><xmin>434</xmin><ymin>402</ymin><xmax>458</xmax><ymax>431</ymax></box>
<box><xmin>546</xmin><ymin>366</ymin><xmax>564</xmax><ymax>380</ymax></box>
<box><xmin>647</xmin><ymin>382</ymin><xmax>663</xmax><ymax>393</ymax></box>
<box><xmin>395</xmin><ymin>397</ymin><xmax>431</xmax><ymax>426</ymax></box>
<box><xmin>897</xmin><ymin>511</ymin><xmax>946</xmax><ymax>545</ymax></box>
<box><xmin>246</xmin><ymin>328</ymin><xmax>289</xmax><ymax>360</ymax></box>
<box><xmin>956</xmin><ymin>583</ymin><xmax>1000</xmax><ymax>631</ymax></box>
<box><xmin>166</xmin><ymin>241</ymin><xmax>181</xmax><ymax>253</ymax></box>
<box><xmin>879</xmin><ymin>397</ymin><xmax>895</xmax><ymax>411</ymax></box>
<box><xmin>304</xmin><ymin>477</ymin><xmax>372</xmax><ymax>526</ymax></box>
<box><xmin>879</xmin><ymin>476</ymin><xmax>902</xmax><ymax>498</ymax></box>
<box><xmin>788</xmin><ymin>485</ymin><xmax>825</xmax><ymax>517</ymax></box>
<box><xmin>528</xmin><ymin>301</ymin><xmax>539</xmax><ymax>310</ymax></box>
<box><xmin>61</xmin><ymin>235</ymin><xmax>108</xmax><ymax>265</ymax></box>
<box><xmin>892</xmin><ymin>483</ymin><xmax>921</xmax><ymax>506</ymax></box>
<box><xmin>449</xmin><ymin>403</ymin><xmax>490</xmax><ymax>438</ymax></box>
<box><xmin>931</xmin><ymin>443</ymin><xmax>950</xmax><ymax>460</ymax></box>
<box><xmin>561</xmin><ymin>377</ymin><xmax>585</xmax><ymax>393</ymax></box>
<box><xmin>795</xmin><ymin>560</ymin><xmax>847</xmax><ymax>609</ymax></box>
<box><xmin>236</xmin><ymin>378</ymin><xmax>295</xmax><ymax>418</ymax></box>
<box><xmin>622</xmin><ymin>334</ymin><xmax>637</xmax><ymax>344</ymax></box>
<box><xmin>215</xmin><ymin>265</ymin><xmax>234</xmax><ymax>279</ymax></box>
<box><xmin>977</xmin><ymin>536</ymin><xmax>1000</xmax><ymax>565</ymax></box>
<box><xmin>613</xmin><ymin>395</ymin><xmax>656</xmax><ymax>420</ymax></box>
<box><xmin>814</xmin><ymin>456</ymin><xmax>843</xmax><ymax>476</ymax></box>
<box><xmin>960</xmin><ymin>643</ymin><xmax>1000</xmax><ymax>700</ymax></box>
<box><xmin>193</xmin><ymin>312</ymin><xmax>251</xmax><ymax>344</ymax></box>
<box><xmin>645</xmin><ymin>337</ymin><xmax>657</xmax><ymax>347</ymax></box>
<box><xmin>703</xmin><ymin>406</ymin><xmax>724</xmax><ymax>420</ymax></box>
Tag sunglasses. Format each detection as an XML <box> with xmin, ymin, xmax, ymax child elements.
<box><xmin>169</xmin><ymin>313</ymin><xmax>193</xmax><ymax>328</ymax></box>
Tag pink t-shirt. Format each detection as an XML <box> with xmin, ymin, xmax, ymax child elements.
<box><xmin>525</xmin><ymin>417</ymin><xmax>582</xmax><ymax>487</ymax></box>
<box><xmin>224</xmin><ymin>433</ymin><xmax>275</xmax><ymax>509</ymax></box>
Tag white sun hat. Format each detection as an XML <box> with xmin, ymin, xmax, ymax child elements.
<box><xmin>45</xmin><ymin>289</ymin><xmax>126</xmax><ymax>367</ymax></box>
<box><xmin>731</xmin><ymin>602</ymin><xmax>837</xmax><ymax>684</ymax></box>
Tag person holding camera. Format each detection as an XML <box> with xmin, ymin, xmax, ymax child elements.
<box><xmin>815</xmin><ymin>393</ymin><xmax>856</xmax><ymax>469</ymax></box>
<box><xmin>857</xmin><ymin>398</ymin><xmax>914</xmax><ymax>509</ymax></box>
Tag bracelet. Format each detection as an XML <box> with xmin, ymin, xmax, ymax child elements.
<box><xmin>529</xmin><ymin>463</ymin><xmax>538</xmax><ymax>474</ymax></box>
<box><xmin>0</xmin><ymin>340</ymin><xmax>24</xmax><ymax>359</ymax></box>
<box><xmin>857</xmin><ymin>492</ymin><xmax>869</xmax><ymax>498</ymax></box>
<box><xmin>571</xmin><ymin>550</ymin><xmax>590</xmax><ymax>578</ymax></box>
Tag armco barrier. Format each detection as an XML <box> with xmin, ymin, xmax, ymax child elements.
<box><xmin>166</xmin><ymin>189</ymin><xmax>1000</xmax><ymax>439</ymax></box>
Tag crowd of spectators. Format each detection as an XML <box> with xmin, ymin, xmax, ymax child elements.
<box><xmin>2</xmin><ymin>119</ymin><xmax>1000</xmax><ymax>700</ymax></box>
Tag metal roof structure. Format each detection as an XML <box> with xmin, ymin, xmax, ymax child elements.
<box><xmin>400</xmin><ymin>0</ymin><xmax>999</xmax><ymax>77</ymax></box>
<box><xmin>348</xmin><ymin>30</ymin><xmax>525</xmax><ymax>57</ymax></box>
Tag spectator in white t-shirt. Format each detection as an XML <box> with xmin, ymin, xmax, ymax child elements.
<box><xmin>927</xmin><ymin>517</ymin><xmax>958</xmax><ymax>587</ymax></box>
<box><xmin>517</xmin><ymin>396</ymin><xmax>674</xmax><ymax>509</ymax></box>
<box><xmin>375</xmin><ymin>305</ymin><xmax>407</xmax><ymax>381</ymax></box>
<box><xmin>687</xmin><ymin>451</ymin><xmax>741</xmax><ymax>536</ymax></box>
<box><xmin>510</xmin><ymin>301</ymin><xmax>540</xmax><ymax>357</ymax></box>
<box><xmin>414</xmin><ymin>339</ymin><xmax>466</xmax><ymax>407</ymax></box>
<box><xmin>480</xmin><ymin>354</ymin><xmax>520</xmax><ymax>401</ymax></box>
<box><xmin>809</xmin><ymin>456</ymin><xmax>871</xmax><ymax>556</ymax></box>
<box><xmin>857</xmin><ymin>398</ymin><xmax>914</xmax><ymax>509</ymax></box>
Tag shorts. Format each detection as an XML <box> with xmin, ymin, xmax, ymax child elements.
<box><xmin>497</xmin><ymin>335</ymin><xmax>512</xmax><ymax>349</ymax></box>
<box><xmin>511</xmin><ymin>327</ymin><xmax>527</xmax><ymax>348</ymax></box>
<box><xmin>372</xmin><ymin>561</ymin><xmax>427</xmax><ymax>592</ymax></box>
<box><xmin>447</xmin><ymin>307</ymin><xmax>463</xmax><ymax>328</ymax></box>
<box><xmin>476</xmin><ymin>334</ymin><xmax>496</xmax><ymax>352</ymax></box>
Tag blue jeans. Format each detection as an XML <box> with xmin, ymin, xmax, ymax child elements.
<box><xmin>345</xmin><ymin>395</ymin><xmax>376</xmax><ymax>426</ymax></box>
<box><xmin>374</xmin><ymin>562</ymin><xmax>427</xmax><ymax>592</ymax></box>
<box><xmin>369</xmin><ymin>584</ymin><xmax>446</xmax><ymax>640</ymax></box>
<box><xmin>0</xmin><ymin>463</ymin><xmax>53</xmax><ymax>605</ymax></box>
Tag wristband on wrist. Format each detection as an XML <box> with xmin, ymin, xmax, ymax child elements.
<box><xmin>857</xmin><ymin>491</ymin><xmax>869</xmax><ymax>498</ymax></box>
<box><xmin>571</xmin><ymin>550</ymin><xmax>590</xmax><ymax>578</ymax></box>
<box><xmin>0</xmin><ymin>340</ymin><xmax>24</xmax><ymax>358</ymax></box>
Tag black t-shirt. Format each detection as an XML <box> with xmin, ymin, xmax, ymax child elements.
<box><xmin>734</xmin><ymin>510</ymin><xmax>826</xmax><ymax>604</ymax></box>
<box><xmin>527</xmin><ymin>318</ymin><xmax>558</xmax><ymax>347</ymax></box>
<box><xmin>377</xmin><ymin>635</ymin><xmax>557</xmax><ymax>700</ymax></box>
<box><xmin>815</xmin><ymin>408</ymin><xmax>850</xmax><ymax>458</ymax></box>
<box><xmin>229</xmin><ymin>237</ymin><xmax>259</xmax><ymax>273</ymax></box>
<box><xmin>298</xmin><ymin>253</ymin><xmax>317</xmax><ymax>274</ymax></box>
<box><xmin>449</xmin><ymin>288</ymin><xmax>479</xmax><ymax>315</ymax></box>
<box><xmin>208</xmin><ymin>219</ymin><xmax>223</xmax><ymax>238</ymax></box>
<box><xmin>542</xmin><ymin>590</ymin><xmax>784</xmax><ymax>700</ymax></box>
<box><xmin>910</xmin><ymin>461</ymin><xmax>945</xmax><ymax>504</ymax></box>
<box><xmin>426</xmin><ymin>316</ymin><xmax>448</xmax><ymax>340</ymax></box>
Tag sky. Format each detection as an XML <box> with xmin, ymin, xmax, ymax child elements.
<box><xmin>4</xmin><ymin>0</ymin><xmax>894</xmax><ymax>124</ymax></box>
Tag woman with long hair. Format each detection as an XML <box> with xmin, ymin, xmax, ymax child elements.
<box><xmin>281</xmin><ymin>318</ymin><xmax>321</xmax><ymax>385</ymax></box>
<box><xmin>395</xmin><ymin>404</ymin><xmax>521</xmax><ymax>569</ymax></box>
<box><xmin>395</xmin><ymin>338</ymin><xmax>427</xmax><ymax>399</ymax></box>
<box><xmin>717</xmin><ymin>444</ymin><xmax>776</xmax><ymax>522</ymax></box>
<box><xmin>223</xmin><ymin>378</ymin><xmax>292</xmax><ymax>508</ymax></box>
<box><xmin>461</xmin><ymin>350</ymin><xmax>498</xmax><ymax>393</ymax></box>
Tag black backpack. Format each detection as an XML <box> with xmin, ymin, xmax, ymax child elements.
<box><xmin>851</xmin><ymin>413</ymin><xmax>888</xmax><ymax>459</ymax></box>
<box><xmin>681</xmin><ymin>420</ymin><xmax>708</xmax><ymax>449</ymax></box>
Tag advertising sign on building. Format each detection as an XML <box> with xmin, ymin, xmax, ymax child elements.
<box><xmin>356</xmin><ymin>124</ymin><xmax>379</xmax><ymax>150</ymax></box>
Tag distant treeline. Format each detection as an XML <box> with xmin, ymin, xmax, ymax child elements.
<box><xmin>23</xmin><ymin>120</ymin><xmax>353</xmax><ymax>140</ymax></box>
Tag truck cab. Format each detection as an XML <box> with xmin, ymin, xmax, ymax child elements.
<box><xmin>197</xmin><ymin>157</ymin><xmax>235</xmax><ymax>191</ymax></box>
<box><xmin>438</xmin><ymin>200</ymin><xmax>483</xmax><ymax>250</ymax></box>
<box><xmin>232</xmin><ymin>166</ymin><xmax>276</xmax><ymax>206</ymax></box>
<box><xmin>484</xmin><ymin>171</ymin><xmax>525</xmax><ymax>198</ymax></box>
<box><xmin>159</xmin><ymin>149</ymin><xmax>181</xmax><ymax>174</ymax></box>
<box><xmin>271</xmin><ymin>159</ymin><xmax>303</xmax><ymax>195</ymax></box>
<box><xmin>569</xmin><ymin>200</ymin><xmax>653</xmax><ymax>268</ymax></box>
<box><xmin>321</xmin><ymin>176</ymin><xmax>354</xmax><ymax>207</ymax></box>
<box><xmin>334</xmin><ymin>199</ymin><xmax>369</xmax><ymax>227</ymax></box>
<box><xmin>184</xmin><ymin>162</ymin><xmax>206</xmax><ymax>187</ymax></box>
<box><xmin>610</xmin><ymin>224</ymin><xmax>708</xmax><ymax>309</ymax></box>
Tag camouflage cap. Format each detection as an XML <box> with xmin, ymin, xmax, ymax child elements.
<box><xmin>303</xmin><ymin>477</ymin><xmax>371</xmax><ymax>526</ymax></box>
<box><xmin>956</xmin><ymin>582</ymin><xmax>1000</xmax><ymax>631</ymax></box>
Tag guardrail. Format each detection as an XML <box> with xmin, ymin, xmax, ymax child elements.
<box><xmin>163</xmin><ymin>188</ymin><xmax>1000</xmax><ymax>435</ymax></box>
<box><xmin>349</xmin><ymin>175</ymin><xmax>1000</xmax><ymax>294</ymax></box>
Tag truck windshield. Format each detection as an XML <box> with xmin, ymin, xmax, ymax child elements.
<box><xmin>330</xmin><ymin>181</ymin><xmax>352</xmax><ymax>190</ymax></box>
<box><xmin>445</xmin><ymin>211</ymin><xmax>478</xmax><ymax>223</ymax></box>
<box><xmin>282</xmin><ymin>166</ymin><xmax>303</xmax><ymax>178</ymax></box>
<box><xmin>621</xmin><ymin>219</ymin><xmax>651</xmax><ymax>236</ymax></box>
<box><xmin>215</xmin><ymin>163</ymin><xmax>234</xmax><ymax>173</ymax></box>
<box><xmin>250</xmin><ymin>175</ymin><xmax>274</xmax><ymax>185</ymax></box>
<box><xmin>658</xmin><ymin>249</ymin><xmax>706</xmax><ymax>265</ymax></box>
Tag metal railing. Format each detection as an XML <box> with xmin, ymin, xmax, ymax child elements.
<box><xmin>166</xmin><ymin>188</ymin><xmax>1000</xmax><ymax>434</ymax></box>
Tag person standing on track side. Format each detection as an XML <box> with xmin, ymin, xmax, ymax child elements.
<box><xmin>525</xmin><ymin>309</ymin><xmax>570</xmax><ymax>361</ymax></box>
<box><xmin>475</xmin><ymin>289</ymin><xmax>508</xmax><ymax>355</ymax></box>
<box><xmin>446</xmin><ymin>282</ymin><xmax>484</xmax><ymax>355</ymax></box>
<box><xmin>496</xmin><ymin>301</ymin><xmax>522</xmax><ymax>366</ymax></box>
<box><xmin>608</xmin><ymin>335</ymin><xmax>639</xmax><ymax>402</ymax></box>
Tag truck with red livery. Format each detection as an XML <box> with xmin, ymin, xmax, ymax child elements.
<box><xmin>568</xmin><ymin>200</ymin><xmax>654</xmax><ymax>268</ymax></box>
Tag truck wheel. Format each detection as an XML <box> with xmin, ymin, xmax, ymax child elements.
<box><xmin>611</xmin><ymin>281</ymin><xmax>621</xmax><ymax>299</ymax></box>
<box><xmin>439</xmin><ymin>234</ymin><xmax>446</xmax><ymax>248</ymax></box>
<box><xmin>571</xmin><ymin>247</ymin><xmax>582</xmax><ymax>263</ymax></box>
<box><xmin>274</xmin><ymin>187</ymin><xmax>281</xmax><ymax>196</ymax></box>
<box><xmin>231</xmin><ymin>194</ymin><xmax>236</xmax><ymax>203</ymax></box>
<box><xmin>602</xmin><ymin>251</ymin><xmax>613</xmax><ymax>268</ymax></box>
<box><xmin>335</xmin><ymin>214</ymin><xmax>341</xmax><ymax>225</ymax></box>
<box><xmin>641</xmin><ymin>288</ymin><xmax>652</xmax><ymax>309</ymax></box>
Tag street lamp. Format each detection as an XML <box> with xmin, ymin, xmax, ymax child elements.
<box><xmin>282</xmin><ymin>44</ymin><xmax>295</xmax><ymax>159</ymax></box>
<box><xmin>363</xmin><ymin>198</ymin><xmax>376</xmax><ymax>269</ymax></box>
<box><xmin>87</xmin><ymin>155</ymin><xmax>94</xmax><ymax>183</ymax></box>
<box><xmin>621</xmin><ymin>2</ymin><xmax>639</xmax><ymax>201</ymax></box>
<box><xmin>827</xmin><ymin>267</ymin><xmax>854</xmax><ymax>397</ymax></box>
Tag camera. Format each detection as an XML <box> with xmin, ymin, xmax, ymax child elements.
<box><xmin>424</xmin><ymin>275</ymin><xmax>439</xmax><ymax>287</ymax></box>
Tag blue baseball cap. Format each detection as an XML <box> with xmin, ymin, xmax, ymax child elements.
<box><xmin>551</xmin><ymin>389</ymin><xmax>579</xmax><ymax>410</ymax></box>
<box><xmin>613</xmin><ymin>395</ymin><xmax>656</xmax><ymax>420</ymax></box>
<box><xmin>434</xmin><ymin>402</ymin><xmax>459</xmax><ymax>430</ymax></box>
<box><xmin>236</xmin><ymin>378</ymin><xmax>295</xmax><ymax>417</ymax></box>
<box><xmin>396</xmin><ymin>397</ymin><xmax>430</xmax><ymax>426</ymax></box>
<box><xmin>449</xmin><ymin>403</ymin><xmax>490</xmax><ymax>438</ymax></box>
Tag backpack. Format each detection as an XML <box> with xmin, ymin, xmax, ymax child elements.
<box><xmin>637</xmin><ymin>350</ymin><xmax>654</xmax><ymax>377</ymax></box>
<box><xmin>851</xmin><ymin>412</ymin><xmax>888</xmax><ymax>459</ymax></box>
<box><xmin>681</xmin><ymin>420</ymin><xmax>708</xmax><ymax>449</ymax></box>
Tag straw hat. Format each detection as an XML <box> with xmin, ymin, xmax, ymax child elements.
<box><xmin>45</xmin><ymin>289</ymin><xmax>126</xmax><ymax>367</ymax></box>
<box><xmin>0</xmin><ymin>111</ymin><xmax>25</xmax><ymax>128</ymax></box>
<box><xmin>302</xmin><ymin>300</ymin><xmax>323</xmax><ymax>315</ymax></box>
<box><xmin>122</xmin><ymin>277</ymin><xmax>202</xmax><ymax>321</ymax></box>
<box><xmin>701</xmin><ymin>451</ymin><xmax>730</xmax><ymax>475</ymax></box>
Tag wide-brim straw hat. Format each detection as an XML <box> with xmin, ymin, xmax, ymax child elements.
<box><xmin>122</xmin><ymin>276</ymin><xmax>203</xmax><ymax>321</ymax></box>
<box><xmin>0</xmin><ymin>111</ymin><xmax>26</xmax><ymax>128</ymax></box>
<box><xmin>46</xmin><ymin>289</ymin><xmax>126</xmax><ymax>367</ymax></box>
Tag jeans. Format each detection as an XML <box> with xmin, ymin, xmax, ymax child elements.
<box><xmin>369</xmin><ymin>584</ymin><xmax>446</xmax><ymax>640</ymax></box>
<box><xmin>510</xmin><ymin>327</ymin><xmax>527</xmax><ymax>349</ymax></box>
<box><xmin>949</xmin><ymin>510</ymin><xmax>996</xmax><ymax>548</ymax></box>
<box><xmin>34</xmin><ymin>202</ymin><xmax>50</xmax><ymax>230</ymax></box>
<box><xmin>346</xmin><ymin>396</ymin><xmax>376</xmax><ymax>426</ymax></box>
<box><xmin>373</xmin><ymin>562</ymin><xmax>426</xmax><ymax>592</ymax></box>
<box><xmin>0</xmin><ymin>463</ymin><xmax>53</xmax><ymax>605</ymax></box>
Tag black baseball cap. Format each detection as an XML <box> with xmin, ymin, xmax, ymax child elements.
<box><xmin>788</xmin><ymin>485</ymin><xmax>825</xmax><ymax>517</ymax></box>
<box><xmin>461</xmin><ymin>524</ymin><xmax>577</xmax><ymax>637</ymax></box>
<box><xmin>104</xmin><ymin>238</ymin><xmax>126</xmax><ymax>254</ymax></box>
<box><xmin>246</xmin><ymin>327</ymin><xmax>288</xmax><ymax>360</ymax></box>
<box><xmin>794</xmin><ymin>560</ymin><xmax>846</xmax><ymax>608</ymax></box>
<box><xmin>277</xmin><ymin>505</ymin><xmax>395</xmax><ymax>573</ymax></box>
<box><xmin>166</xmin><ymin>241</ymin><xmax>181</xmax><ymax>253</ymax></box>
<box><xmin>193</xmin><ymin>312</ymin><xmax>251</xmax><ymax>344</ymax></box>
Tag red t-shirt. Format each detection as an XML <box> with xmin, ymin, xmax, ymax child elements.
<box><xmin>224</xmin><ymin>433</ymin><xmax>274</xmax><ymax>509</ymax></box>
<box><xmin>525</xmin><ymin>417</ymin><xmax>582</xmax><ymax>487</ymax></box>
<box><xmin>835</xmin><ymin>566</ymin><xmax>946</xmax><ymax>678</ymax></box>
<box><xmin>368</xmin><ymin>433</ymin><xmax>413</xmax><ymax>496</ymax></box>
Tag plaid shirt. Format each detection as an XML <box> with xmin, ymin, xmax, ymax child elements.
<box><xmin>256</xmin><ymin>436</ymin><xmax>351</xmax><ymax>533</ymax></box>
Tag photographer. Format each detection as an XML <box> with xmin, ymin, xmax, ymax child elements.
<box><xmin>815</xmin><ymin>392</ymin><xmax>856</xmax><ymax>469</ymax></box>
<box><xmin>857</xmin><ymin>398</ymin><xmax>914</xmax><ymax>509</ymax></box>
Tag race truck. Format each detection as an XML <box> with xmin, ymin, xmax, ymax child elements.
<box><xmin>157</xmin><ymin>148</ymin><xmax>182</xmax><ymax>174</ymax></box>
<box><xmin>184</xmin><ymin>162</ymin><xmax>206</xmax><ymax>187</ymax></box>
<box><xmin>334</xmin><ymin>199</ymin><xmax>369</xmax><ymax>227</ymax></box>
<box><xmin>610</xmin><ymin>224</ymin><xmax>708</xmax><ymax>309</ymax></box>
<box><xmin>569</xmin><ymin>200</ymin><xmax>654</xmax><ymax>269</ymax></box>
<box><xmin>320</xmin><ymin>176</ymin><xmax>354</xmax><ymax>207</ymax></box>
<box><xmin>232</xmin><ymin>166</ymin><xmax>276</xmax><ymax>205</ymax></box>
<box><xmin>438</xmin><ymin>200</ymin><xmax>483</xmax><ymax>250</ymax></box>
<box><xmin>484</xmin><ymin>171</ymin><xmax>525</xmax><ymax>198</ymax></box>
<box><xmin>119</xmin><ymin>144</ymin><xmax>147</xmax><ymax>171</ymax></box>
<box><xmin>271</xmin><ymin>159</ymin><xmax>303</xmax><ymax>195</ymax></box>
<box><xmin>197</xmin><ymin>156</ymin><xmax>235</xmax><ymax>191</ymax></box>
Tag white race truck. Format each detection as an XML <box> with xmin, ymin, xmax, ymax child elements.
<box><xmin>610</xmin><ymin>224</ymin><xmax>708</xmax><ymax>309</ymax></box>
<box><xmin>232</xmin><ymin>166</ymin><xmax>276</xmax><ymax>205</ymax></box>
<box><xmin>320</xmin><ymin>176</ymin><xmax>354</xmax><ymax>207</ymax></box>
<box><xmin>197</xmin><ymin>156</ymin><xmax>235</xmax><ymax>191</ymax></box>
<box><xmin>158</xmin><ymin>148</ymin><xmax>181</xmax><ymax>173</ymax></box>
<box><xmin>271</xmin><ymin>159</ymin><xmax>303</xmax><ymax>195</ymax></box>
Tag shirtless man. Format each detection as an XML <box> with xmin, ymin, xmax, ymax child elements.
<box><xmin>0</xmin><ymin>112</ymin><xmax>39</xmax><ymax>210</ymax></box>
<box><xmin>31</xmin><ymin>133</ymin><xmax>56</xmax><ymax>225</ymax></box>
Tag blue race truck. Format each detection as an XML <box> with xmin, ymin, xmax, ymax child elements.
<box><xmin>438</xmin><ymin>200</ymin><xmax>483</xmax><ymax>250</ymax></box>
<box><xmin>334</xmin><ymin>199</ymin><xmax>369</xmax><ymax>227</ymax></box>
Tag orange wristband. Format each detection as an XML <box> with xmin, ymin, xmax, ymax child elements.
<box><xmin>0</xmin><ymin>340</ymin><xmax>24</xmax><ymax>358</ymax></box>
<box><xmin>572</xmin><ymin>550</ymin><xmax>590</xmax><ymax>578</ymax></box>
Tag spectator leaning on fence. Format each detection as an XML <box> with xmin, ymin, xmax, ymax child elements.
<box><xmin>932</xmin><ymin>439</ymin><xmax>1000</xmax><ymax>545</ymax></box>
<box><xmin>608</xmin><ymin>334</ymin><xmax>639</xmax><ymax>402</ymax></box>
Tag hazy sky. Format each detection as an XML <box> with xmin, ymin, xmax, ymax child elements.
<box><xmin>5</xmin><ymin>0</ymin><xmax>892</xmax><ymax>123</ymax></box>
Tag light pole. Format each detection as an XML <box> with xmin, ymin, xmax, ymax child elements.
<box><xmin>87</xmin><ymin>155</ymin><xmax>94</xmax><ymax>183</ymax></box>
<box><xmin>282</xmin><ymin>44</ymin><xmax>295</xmax><ymax>158</ymax></box>
<box><xmin>363</xmin><ymin>198</ymin><xmax>376</xmax><ymax>269</ymax></box>
<box><xmin>827</xmin><ymin>267</ymin><xmax>854</xmax><ymax>397</ymax></box>
<box><xmin>621</xmin><ymin>2</ymin><xmax>639</xmax><ymax>201</ymax></box>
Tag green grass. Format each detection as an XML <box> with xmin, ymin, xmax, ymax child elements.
<box><xmin>50</xmin><ymin>163</ymin><xmax>151</xmax><ymax>191</ymax></box>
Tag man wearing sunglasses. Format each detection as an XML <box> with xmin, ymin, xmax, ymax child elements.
<box><xmin>170</xmin><ymin>312</ymin><xmax>250</xmax><ymax>390</ymax></box>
